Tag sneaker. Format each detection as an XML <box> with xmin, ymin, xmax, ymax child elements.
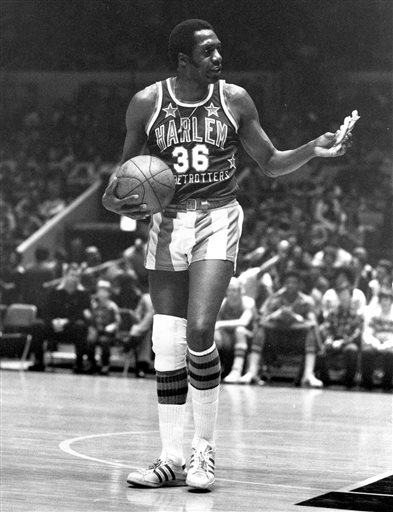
<box><xmin>126</xmin><ymin>458</ymin><xmax>187</xmax><ymax>488</ymax></box>
<box><xmin>186</xmin><ymin>439</ymin><xmax>215</xmax><ymax>490</ymax></box>
<box><xmin>301</xmin><ymin>375</ymin><xmax>323</xmax><ymax>388</ymax></box>
<box><xmin>239</xmin><ymin>371</ymin><xmax>265</xmax><ymax>385</ymax></box>
<box><xmin>223</xmin><ymin>369</ymin><xmax>241</xmax><ymax>384</ymax></box>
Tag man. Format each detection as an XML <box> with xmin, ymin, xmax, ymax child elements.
<box><xmin>30</xmin><ymin>264</ymin><xmax>91</xmax><ymax>373</ymax></box>
<box><xmin>87</xmin><ymin>280</ymin><xmax>120</xmax><ymax>376</ymax></box>
<box><xmin>259</xmin><ymin>270</ymin><xmax>322</xmax><ymax>387</ymax></box>
<box><xmin>320</xmin><ymin>282</ymin><xmax>363</xmax><ymax>388</ymax></box>
<box><xmin>214</xmin><ymin>277</ymin><xmax>259</xmax><ymax>384</ymax></box>
<box><xmin>22</xmin><ymin>246</ymin><xmax>55</xmax><ymax>317</ymax></box>
<box><xmin>102</xmin><ymin>19</ymin><xmax>351</xmax><ymax>490</ymax></box>
<box><xmin>321</xmin><ymin>266</ymin><xmax>367</xmax><ymax>320</ymax></box>
<box><xmin>361</xmin><ymin>288</ymin><xmax>393</xmax><ymax>390</ymax></box>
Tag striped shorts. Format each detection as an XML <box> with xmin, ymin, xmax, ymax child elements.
<box><xmin>145</xmin><ymin>201</ymin><xmax>243</xmax><ymax>271</ymax></box>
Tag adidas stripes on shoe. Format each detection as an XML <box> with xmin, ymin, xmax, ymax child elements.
<box><xmin>126</xmin><ymin>458</ymin><xmax>187</xmax><ymax>488</ymax></box>
<box><xmin>186</xmin><ymin>439</ymin><xmax>216</xmax><ymax>490</ymax></box>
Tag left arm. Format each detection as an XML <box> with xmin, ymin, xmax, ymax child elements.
<box><xmin>228</xmin><ymin>85</ymin><xmax>349</xmax><ymax>178</ymax></box>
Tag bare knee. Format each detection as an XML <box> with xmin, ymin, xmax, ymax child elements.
<box><xmin>187</xmin><ymin>319</ymin><xmax>215</xmax><ymax>351</ymax></box>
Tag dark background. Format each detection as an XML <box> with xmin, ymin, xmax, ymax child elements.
<box><xmin>1</xmin><ymin>0</ymin><xmax>392</xmax><ymax>72</ymax></box>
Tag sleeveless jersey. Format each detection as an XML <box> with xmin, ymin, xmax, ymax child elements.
<box><xmin>146</xmin><ymin>78</ymin><xmax>240</xmax><ymax>203</ymax></box>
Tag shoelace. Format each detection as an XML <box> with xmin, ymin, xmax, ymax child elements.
<box><xmin>194</xmin><ymin>449</ymin><xmax>212</xmax><ymax>472</ymax></box>
<box><xmin>144</xmin><ymin>459</ymin><xmax>163</xmax><ymax>474</ymax></box>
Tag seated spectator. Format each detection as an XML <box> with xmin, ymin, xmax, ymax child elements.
<box><xmin>319</xmin><ymin>282</ymin><xmax>364</xmax><ymax>388</ymax></box>
<box><xmin>29</xmin><ymin>264</ymin><xmax>90</xmax><ymax>373</ymax></box>
<box><xmin>311</xmin><ymin>239</ymin><xmax>352</xmax><ymax>282</ymax></box>
<box><xmin>367</xmin><ymin>259</ymin><xmax>393</xmax><ymax>307</ymax></box>
<box><xmin>259</xmin><ymin>270</ymin><xmax>322</xmax><ymax>387</ymax></box>
<box><xmin>87</xmin><ymin>280</ymin><xmax>120</xmax><ymax>376</ymax></box>
<box><xmin>123</xmin><ymin>238</ymin><xmax>149</xmax><ymax>290</ymax></box>
<box><xmin>22</xmin><ymin>246</ymin><xmax>55</xmax><ymax>316</ymax></box>
<box><xmin>0</xmin><ymin>249</ymin><xmax>25</xmax><ymax>305</ymax></box>
<box><xmin>313</xmin><ymin>185</ymin><xmax>347</xmax><ymax>234</ymax></box>
<box><xmin>127</xmin><ymin>289</ymin><xmax>154</xmax><ymax>378</ymax></box>
<box><xmin>350</xmin><ymin>247</ymin><xmax>373</xmax><ymax>299</ymax></box>
<box><xmin>321</xmin><ymin>266</ymin><xmax>367</xmax><ymax>320</ymax></box>
<box><xmin>361</xmin><ymin>288</ymin><xmax>393</xmax><ymax>390</ymax></box>
<box><xmin>215</xmin><ymin>278</ymin><xmax>260</xmax><ymax>384</ymax></box>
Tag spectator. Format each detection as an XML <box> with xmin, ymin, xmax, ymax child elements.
<box><xmin>22</xmin><ymin>246</ymin><xmax>55</xmax><ymax>316</ymax></box>
<box><xmin>361</xmin><ymin>288</ymin><xmax>393</xmax><ymax>390</ymax></box>
<box><xmin>319</xmin><ymin>282</ymin><xmax>364</xmax><ymax>388</ymax></box>
<box><xmin>87</xmin><ymin>280</ymin><xmax>120</xmax><ymax>375</ymax></box>
<box><xmin>0</xmin><ymin>249</ymin><xmax>25</xmax><ymax>305</ymax></box>
<box><xmin>30</xmin><ymin>264</ymin><xmax>90</xmax><ymax>373</ymax></box>
<box><xmin>311</xmin><ymin>239</ymin><xmax>352</xmax><ymax>280</ymax></box>
<box><xmin>368</xmin><ymin>259</ymin><xmax>393</xmax><ymax>307</ymax></box>
<box><xmin>123</xmin><ymin>238</ymin><xmax>149</xmax><ymax>290</ymax></box>
<box><xmin>128</xmin><ymin>288</ymin><xmax>154</xmax><ymax>378</ymax></box>
<box><xmin>259</xmin><ymin>270</ymin><xmax>322</xmax><ymax>387</ymax></box>
<box><xmin>321</xmin><ymin>266</ymin><xmax>367</xmax><ymax>320</ymax></box>
<box><xmin>215</xmin><ymin>278</ymin><xmax>260</xmax><ymax>384</ymax></box>
<box><xmin>350</xmin><ymin>247</ymin><xmax>373</xmax><ymax>299</ymax></box>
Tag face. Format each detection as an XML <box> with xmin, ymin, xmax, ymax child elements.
<box><xmin>285</xmin><ymin>276</ymin><xmax>300</xmax><ymax>294</ymax></box>
<box><xmin>226</xmin><ymin>280</ymin><xmax>242</xmax><ymax>302</ymax></box>
<box><xmin>337</xmin><ymin>287</ymin><xmax>352</xmax><ymax>307</ymax></box>
<box><xmin>65</xmin><ymin>269</ymin><xmax>81</xmax><ymax>287</ymax></box>
<box><xmin>187</xmin><ymin>29</ymin><xmax>222</xmax><ymax>84</ymax></box>
<box><xmin>97</xmin><ymin>288</ymin><xmax>110</xmax><ymax>301</ymax></box>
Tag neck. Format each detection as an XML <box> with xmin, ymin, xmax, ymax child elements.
<box><xmin>174</xmin><ymin>76</ymin><xmax>209</xmax><ymax>102</ymax></box>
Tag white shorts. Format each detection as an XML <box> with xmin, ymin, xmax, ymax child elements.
<box><xmin>145</xmin><ymin>201</ymin><xmax>244</xmax><ymax>271</ymax></box>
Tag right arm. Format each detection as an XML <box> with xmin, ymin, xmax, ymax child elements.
<box><xmin>102</xmin><ymin>85</ymin><xmax>156</xmax><ymax>219</ymax></box>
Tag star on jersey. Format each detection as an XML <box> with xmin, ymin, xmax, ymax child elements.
<box><xmin>204</xmin><ymin>102</ymin><xmax>220</xmax><ymax>117</ymax></box>
<box><xmin>163</xmin><ymin>102</ymin><xmax>178</xmax><ymax>118</ymax></box>
<box><xmin>228</xmin><ymin>154</ymin><xmax>236</xmax><ymax>169</ymax></box>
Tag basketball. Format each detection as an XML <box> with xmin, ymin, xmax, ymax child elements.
<box><xmin>114</xmin><ymin>155</ymin><xmax>175</xmax><ymax>214</ymax></box>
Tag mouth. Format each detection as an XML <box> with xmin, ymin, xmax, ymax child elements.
<box><xmin>210</xmin><ymin>66</ymin><xmax>222</xmax><ymax>75</ymax></box>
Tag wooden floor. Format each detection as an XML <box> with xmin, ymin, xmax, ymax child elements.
<box><xmin>1</xmin><ymin>370</ymin><xmax>392</xmax><ymax>512</ymax></box>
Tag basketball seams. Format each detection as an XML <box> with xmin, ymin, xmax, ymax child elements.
<box><xmin>115</xmin><ymin>156</ymin><xmax>175</xmax><ymax>212</ymax></box>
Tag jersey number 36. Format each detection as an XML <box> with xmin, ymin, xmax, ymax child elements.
<box><xmin>172</xmin><ymin>144</ymin><xmax>209</xmax><ymax>173</ymax></box>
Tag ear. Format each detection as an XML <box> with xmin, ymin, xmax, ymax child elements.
<box><xmin>178</xmin><ymin>52</ymin><xmax>189</xmax><ymax>67</ymax></box>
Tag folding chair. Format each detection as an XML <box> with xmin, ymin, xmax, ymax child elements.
<box><xmin>0</xmin><ymin>303</ymin><xmax>37</xmax><ymax>370</ymax></box>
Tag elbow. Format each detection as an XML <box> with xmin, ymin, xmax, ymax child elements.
<box><xmin>259</xmin><ymin>148</ymin><xmax>278</xmax><ymax>178</ymax></box>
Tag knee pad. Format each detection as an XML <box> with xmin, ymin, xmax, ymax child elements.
<box><xmin>152</xmin><ymin>314</ymin><xmax>187</xmax><ymax>372</ymax></box>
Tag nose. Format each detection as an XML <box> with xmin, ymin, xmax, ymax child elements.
<box><xmin>212</xmin><ymin>48</ymin><xmax>222</xmax><ymax>65</ymax></box>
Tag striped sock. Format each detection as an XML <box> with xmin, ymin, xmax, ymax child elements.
<box><xmin>156</xmin><ymin>367</ymin><xmax>188</xmax><ymax>465</ymax></box>
<box><xmin>188</xmin><ymin>343</ymin><xmax>221</xmax><ymax>448</ymax></box>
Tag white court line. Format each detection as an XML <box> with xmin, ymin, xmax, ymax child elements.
<box><xmin>58</xmin><ymin>429</ymin><xmax>328</xmax><ymax>491</ymax></box>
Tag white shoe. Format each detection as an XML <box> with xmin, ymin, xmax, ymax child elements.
<box><xmin>301</xmin><ymin>375</ymin><xmax>323</xmax><ymax>388</ymax></box>
<box><xmin>186</xmin><ymin>439</ymin><xmax>215</xmax><ymax>490</ymax></box>
<box><xmin>223</xmin><ymin>369</ymin><xmax>241</xmax><ymax>384</ymax></box>
<box><xmin>126</xmin><ymin>458</ymin><xmax>187</xmax><ymax>488</ymax></box>
<box><xmin>239</xmin><ymin>371</ymin><xmax>265</xmax><ymax>385</ymax></box>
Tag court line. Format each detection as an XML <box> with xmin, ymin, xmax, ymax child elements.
<box><xmin>58</xmin><ymin>430</ymin><xmax>328</xmax><ymax>491</ymax></box>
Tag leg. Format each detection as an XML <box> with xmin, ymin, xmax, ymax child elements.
<box><xmin>148</xmin><ymin>270</ymin><xmax>189</xmax><ymax>464</ymax></box>
<box><xmin>301</xmin><ymin>329</ymin><xmax>323</xmax><ymax>387</ymax></box>
<box><xmin>223</xmin><ymin>326</ymin><xmax>249</xmax><ymax>383</ymax></box>
<box><xmin>70</xmin><ymin>320</ymin><xmax>88</xmax><ymax>373</ymax></box>
<box><xmin>381</xmin><ymin>349</ymin><xmax>393</xmax><ymax>390</ymax></box>
<box><xmin>215</xmin><ymin>328</ymin><xmax>234</xmax><ymax>378</ymax></box>
<box><xmin>360</xmin><ymin>346</ymin><xmax>376</xmax><ymax>389</ymax></box>
<box><xmin>342</xmin><ymin>342</ymin><xmax>359</xmax><ymax>387</ymax></box>
<box><xmin>28</xmin><ymin>319</ymin><xmax>47</xmax><ymax>370</ymax></box>
<box><xmin>186</xmin><ymin>260</ymin><xmax>233</xmax><ymax>489</ymax></box>
<box><xmin>240</xmin><ymin>326</ymin><xmax>265</xmax><ymax>384</ymax></box>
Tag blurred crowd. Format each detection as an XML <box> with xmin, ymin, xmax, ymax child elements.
<box><xmin>1</xmin><ymin>233</ymin><xmax>392</xmax><ymax>390</ymax></box>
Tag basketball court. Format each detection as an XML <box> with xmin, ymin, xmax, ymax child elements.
<box><xmin>2</xmin><ymin>370</ymin><xmax>392</xmax><ymax>511</ymax></box>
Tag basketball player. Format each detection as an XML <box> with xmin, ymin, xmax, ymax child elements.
<box><xmin>103</xmin><ymin>19</ymin><xmax>351</xmax><ymax>490</ymax></box>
